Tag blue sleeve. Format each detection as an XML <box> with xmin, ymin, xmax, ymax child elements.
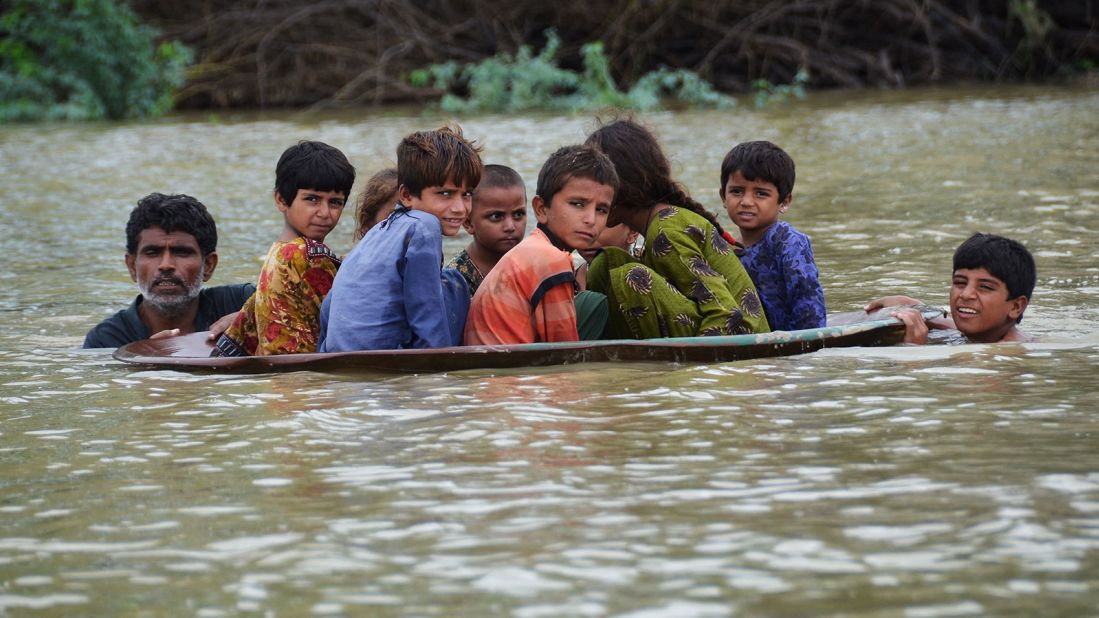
<box><xmin>440</xmin><ymin>268</ymin><xmax>471</xmax><ymax>346</ymax></box>
<box><xmin>782</xmin><ymin>232</ymin><xmax>827</xmax><ymax>329</ymax></box>
<box><xmin>401</xmin><ymin>220</ymin><xmax>451</xmax><ymax>348</ymax></box>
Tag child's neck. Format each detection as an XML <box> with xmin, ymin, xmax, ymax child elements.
<box><xmin>280</xmin><ymin>223</ymin><xmax>305</xmax><ymax>242</ymax></box>
<box><xmin>968</xmin><ymin>322</ymin><xmax>1029</xmax><ymax>344</ymax></box>
<box><xmin>465</xmin><ymin>240</ymin><xmax>504</xmax><ymax>274</ymax></box>
<box><xmin>739</xmin><ymin>223</ymin><xmax>773</xmax><ymax>248</ymax></box>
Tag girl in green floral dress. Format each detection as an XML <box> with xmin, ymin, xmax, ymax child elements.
<box><xmin>585</xmin><ymin>118</ymin><xmax>770</xmax><ymax>339</ymax></box>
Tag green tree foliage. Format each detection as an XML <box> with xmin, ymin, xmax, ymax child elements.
<box><xmin>408</xmin><ymin>30</ymin><xmax>736</xmax><ymax>113</ymax></box>
<box><xmin>0</xmin><ymin>0</ymin><xmax>191</xmax><ymax>122</ymax></box>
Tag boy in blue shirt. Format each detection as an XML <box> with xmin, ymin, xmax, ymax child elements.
<box><xmin>721</xmin><ymin>140</ymin><xmax>826</xmax><ymax>331</ymax></box>
<box><xmin>320</xmin><ymin>126</ymin><xmax>483</xmax><ymax>351</ymax></box>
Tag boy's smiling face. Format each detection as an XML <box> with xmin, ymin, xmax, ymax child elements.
<box><xmin>465</xmin><ymin>185</ymin><xmax>527</xmax><ymax>255</ymax></box>
<box><xmin>721</xmin><ymin>170</ymin><xmax>789</xmax><ymax>245</ymax></box>
<box><xmin>950</xmin><ymin>267</ymin><xmax>1028</xmax><ymax>342</ymax></box>
<box><xmin>401</xmin><ymin>179</ymin><xmax>473</xmax><ymax>236</ymax></box>
<box><xmin>533</xmin><ymin>176</ymin><xmax>614</xmax><ymax>251</ymax></box>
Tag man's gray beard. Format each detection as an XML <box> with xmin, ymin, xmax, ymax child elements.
<box><xmin>139</xmin><ymin>266</ymin><xmax>204</xmax><ymax>320</ymax></box>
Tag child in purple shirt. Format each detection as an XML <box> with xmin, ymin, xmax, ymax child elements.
<box><xmin>721</xmin><ymin>140</ymin><xmax>826</xmax><ymax>331</ymax></box>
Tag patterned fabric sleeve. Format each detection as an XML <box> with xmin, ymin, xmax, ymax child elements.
<box><xmin>781</xmin><ymin>231</ymin><xmax>827</xmax><ymax>330</ymax></box>
<box><xmin>215</xmin><ymin>239</ymin><xmax>338</xmax><ymax>356</ymax></box>
<box><xmin>255</xmin><ymin>240</ymin><xmax>338</xmax><ymax>354</ymax></box>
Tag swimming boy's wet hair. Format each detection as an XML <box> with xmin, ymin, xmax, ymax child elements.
<box><xmin>353</xmin><ymin>167</ymin><xmax>398</xmax><ymax>241</ymax></box>
<box><xmin>397</xmin><ymin>125</ymin><xmax>483</xmax><ymax>198</ymax></box>
<box><xmin>476</xmin><ymin>164</ymin><xmax>525</xmax><ymax>195</ymax></box>
<box><xmin>720</xmin><ymin>140</ymin><xmax>796</xmax><ymax>202</ymax></box>
<box><xmin>274</xmin><ymin>140</ymin><xmax>356</xmax><ymax>207</ymax></box>
<box><xmin>953</xmin><ymin>233</ymin><xmax>1036</xmax><ymax>322</ymax></box>
<box><xmin>126</xmin><ymin>193</ymin><xmax>218</xmax><ymax>256</ymax></box>
<box><xmin>585</xmin><ymin>116</ymin><xmax>725</xmax><ymax>234</ymax></box>
<box><xmin>535</xmin><ymin>144</ymin><xmax>619</xmax><ymax>206</ymax></box>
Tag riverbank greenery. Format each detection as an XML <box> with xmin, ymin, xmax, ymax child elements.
<box><xmin>409</xmin><ymin>30</ymin><xmax>735</xmax><ymax>113</ymax></box>
<box><xmin>123</xmin><ymin>0</ymin><xmax>1094</xmax><ymax>113</ymax></box>
<box><xmin>0</xmin><ymin>0</ymin><xmax>191</xmax><ymax>122</ymax></box>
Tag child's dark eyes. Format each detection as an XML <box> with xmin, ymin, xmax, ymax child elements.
<box><xmin>486</xmin><ymin>212</ymin><xmax>504</xmax><ymax>221</ymax></box>
<box><xmin>512</xmin><ymin>211</ymin><xmax>526</xmax><ymax>220</ymax></box>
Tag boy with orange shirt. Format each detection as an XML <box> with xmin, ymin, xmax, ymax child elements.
<box><xmin>464</xmin><ymin>144</ymin><xmax>618</xmax><ymax>345</ymax></box>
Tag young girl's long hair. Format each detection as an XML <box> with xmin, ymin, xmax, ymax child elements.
<box><xmin>585</xmin><ymin>116</ymin><xmax>727</xmax><ymax>236</ymax></box>
<box><xmin>353</xmin><ymin>167</ymin><xmax>398</xmax><ymax>241</ymax></box>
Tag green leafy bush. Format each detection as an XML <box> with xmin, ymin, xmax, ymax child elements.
<box><xmin>751</xmin><ymin>69</ymin><xmax>809</xmax><ymax>108</ymax></box>
<box><xmin>0</xmin><ymin>0</ymin><xmax>191</xmax><ymax>122</ymax></box>
<box><xmin>409</xmin><ymin>29</ymin><xmax>735</xmax><ymax>113</ymax></box>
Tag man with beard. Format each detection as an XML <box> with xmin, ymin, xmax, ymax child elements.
<box><xmin>83</xmin><ymin>193</ymin><xmax>255</xmax><ymax>348</ymax></box>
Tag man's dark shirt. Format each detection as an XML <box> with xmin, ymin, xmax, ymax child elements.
<box><xmin>83</xmin><ymin>284</ymin><xmax>256</xmax><ymax>348</ymax></box>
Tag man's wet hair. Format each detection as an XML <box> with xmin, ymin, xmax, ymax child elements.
<box><xmin>720</xmin><ymin>140</ymin><xmax>796</xmax><ymax>202</ymax></box>
<box><xmin>535</xmin><ymin>144</ymin><xmax>619</xmax><ymax>206</ymax></box>
<box><xmin>397</xmin><ymin>125</ymin><xmax>483</xmax><ymax>198</ymax></box>
<box><xmin>126</xmin><ymin>193</ymin><xmax>218</xmax><ymax>256</ymax></box>
<box><xmin>953</xmin><ymin>232</ymin><xmax>1036</xmax><ymax>311</ymax></box>
<box><xmin>275</xmin><ymin>140</ymin><xmax>356</xmax><ymax>207</ymax></box>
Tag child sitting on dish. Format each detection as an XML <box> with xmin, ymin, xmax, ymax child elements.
<box><xmin>584</xmin><ymin>118</ymin><xmax>770</xmax><ymax>338</ymax></box>
<box><xmin>722</xmin><ymin>140</ymin><xmax>826</xmax><ymax>331</ymax></box>
<box><xmin>320</xmin><ymin>125</ymin><xmax>483</xmax><ymax>351</ymax></box>
<box><xmin>447</xmin><ymin>164</ymin><xmax>528</xmax><ymax>297</ymax></box>
<box><xmin>464</xmin><ymin>144</ymin><xmax>618</xmax><ymax>345</ymax></box>
<box><xmin>212</xmin><ymin>141</ymin><xmax>354</xmax><ymax>356</ymax></box>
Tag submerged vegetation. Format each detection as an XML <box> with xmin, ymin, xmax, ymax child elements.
<box><xmin>409</xmin><ymin>30</ymin><xmax>736</xmax><ymax>112</ymax></box>
<box><xmin>0</xmin><ymin>0</ymin><xmax>190</xmax><ymax>122</ymax></box>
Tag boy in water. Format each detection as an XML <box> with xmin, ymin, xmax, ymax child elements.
<box><xmin>867</xmin><ymin>233</ymin><xmax>1036</xmax><ymax>344</ymax></box>
<box><xmin>447</xmin><ymin>164</ymin><xmax>527</xmax><ymax>296</ymax></box>
<box><xmin>321</xmin><ymin>126</ymin><xmax>483</xmax><ymax>351</ymax></box>
<box><xmin>212</xmin><ymin>141</ymin><xmax>354</xmax><ymax>356</ymax></box>
<box><xmin>464</xmin><ymin>144</ymin><xmax>618</xmax><ymax>345</ymax></box>
<box><xmin>722</xmin><ymin>140</ymin><xmax>826</xmax><ymax>331</ymax></box>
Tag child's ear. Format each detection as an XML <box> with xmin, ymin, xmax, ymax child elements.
<box><xmin>718</xmin><ymin>186</ymin><xmax>726</xmax><ymax>201</ymax></box>
<box><xmin>462</xmin><ymin>215</ymin><xmax>475</xmax><ymax>234</ymax></box>
<box><xmin>779</xmin><ymin>193</ymin><xmax>792</xmax><ymax>213</ymax></box>
<box><xmin>1008</xmin><ymin>295</ymin><xmax>1028</xmax><ymax>321</ymax></box>
<box><xmin>275</xmin><ymin>190</ymin><xmax>290</xmax><ymax>213</ymax></box>
<box><xmin>398</xmin><ymin>184</ymin><xmax>415</xmax><ymax>206</ymax></box>
<box><xmin>532</xmin><ymin>195</ymin><xmax>550</xmax><ymax>224</ymax></box>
